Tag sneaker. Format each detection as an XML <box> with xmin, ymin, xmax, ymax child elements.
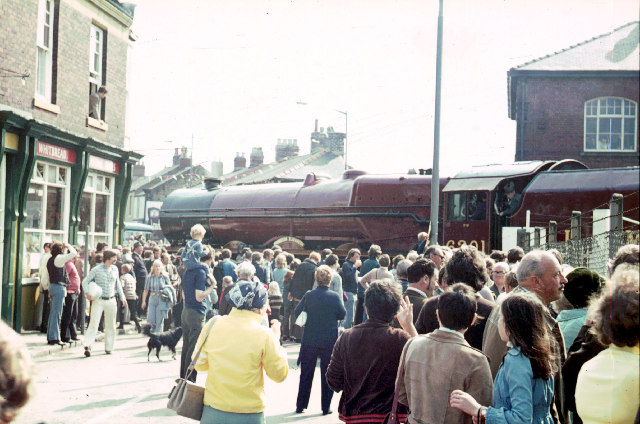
<box><xmin>84</xmin><ymin>347</ymin><xmax>91</xmax><ymax>357</ymax></box>
<box><xmin>105</xmin><ymin>350</ymin><xmax>112</xmax><ymax>354</ymax></box>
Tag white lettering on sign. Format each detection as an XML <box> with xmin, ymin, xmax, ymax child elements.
<box><xmin>37</xmin><ymin>141</ymin><xmax>76</xmax><ymax>164</ymax></box>
<box><xmin>89</xmin><ymin>156</ymin><xmax>119</xmax><ymax>174</ymax></box>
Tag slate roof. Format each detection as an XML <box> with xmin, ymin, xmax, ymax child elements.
<box><xmin>513</xmin><ymin>21</ymin><xmax>639</xmax><ymax>72</ymax></box>
<box><xmin>508</xmin><ymin>21</ymin><xmax>639</xmax><ymax>119</ymax></box>
<box><xmin>131</xmin><ymin>164</ymin><xmax>210</xmax><ymax>192</ymax></box>
<box><xmin>222</xmin><ymin>151</ymin><xmax>345</xmax><ymax>186</ymax></box>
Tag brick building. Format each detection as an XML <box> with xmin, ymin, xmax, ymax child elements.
<box><xmin>0</xmin><ymin>0</ymin><xmax>141</xmax><ymax>330</ymax></box>
<box><xmin>508</xmin><ymin>21</ymin><xmax>639</xmax><ymax>168</ymax></box>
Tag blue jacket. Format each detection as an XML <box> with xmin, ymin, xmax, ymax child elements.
<box><xmin>342</xmin><ymin>260</ymin><xmax>359</xmax><ymax>293</ymax></box>
<box><xmin>220</xmin><ymin>259</ymin><xmax>238</xmax><ymax>282</ymax></box>
<box><xmin>295</xmin><ymin>286</ymin><xmax>346</xmax><ymax>349</ymax></box>
<box><xmin>486</xmin><ymin>347</ymin><xmax>554</xmax><ymax>424</ymax></box>
<box><xmin>556</xmin><ymin>309</ymin><xmax>587</xmax><ymax>354</ymax></box>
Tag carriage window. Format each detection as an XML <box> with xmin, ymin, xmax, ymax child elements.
<box><xmin>447</xmin><ymin>193</ymin><xmax>466</xmax><ymax>221</ymax></box>
<box><xmin>468</xmin><ymin>191</ymin><xmax>487</xmax><ymax>221</ymax></box>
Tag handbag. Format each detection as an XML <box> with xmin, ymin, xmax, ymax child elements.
<box><xmin>167</xmin><ymin>316</ymin><xmax>219</xmax><ymax>420</ymax></box>
<box><xmin>383</xmin><ymin>337</ymin><xmax>416</xmax><ymax>424</ymax></box>
<box><xmin>294</xmin><ymin>296</ymin><xmax>307</xmax><ymax>327</ymax></box>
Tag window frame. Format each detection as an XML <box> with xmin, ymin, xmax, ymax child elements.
<box><xmin>24</xmin><ymin>161</ymin><xmax>71</xmax><ymax>277</ymax></box>
<box><xmin>89</xmin><ymin>25</ymin><xmax>104</xmax><ymax>86</ymax></box>
<box><xmin>35</xmin><ymin>0</ymin><xmax>55</xmax><ymax>102</ymax></box>
<box><xmin>584</xmin><ymin>97</ymin><xmax>637</xmax><ymax>153</ymax></box>
<box><xmin>78</xmin><ymin>172</ymin><xmax>114</xmax><ymax>249</ymax></box>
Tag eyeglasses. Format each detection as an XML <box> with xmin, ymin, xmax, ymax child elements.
<box><xmin>492</xmin><ymin>271</ymin><xmax>505</xmax><ymax>275</ymax></box>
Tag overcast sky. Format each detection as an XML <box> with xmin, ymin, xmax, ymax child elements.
<box><xmin>126</xmin><ymin>0</ymin><xmax>637</xmax><ymax>178</ymax></box>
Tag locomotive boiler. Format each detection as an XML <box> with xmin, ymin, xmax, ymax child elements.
<box><xmin>160</xmin><ymin>170</ymin><xmax>448</xmax><ymax>254</ymax></box>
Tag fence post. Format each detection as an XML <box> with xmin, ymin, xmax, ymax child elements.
<box><xmin>534</xmin><ymin>227</ymin><xmax>541</xmax><ymax>248</ymax></box>
<box><xmin>549</xmin><ymin>221</ymin><xmax>557</xmax><ymax>243</ymax></box>
<box><xmin>517</xmin><ymin>228</ymin><xmax>528</xmax><ymax>248</ymax></box>
<box><xmin>609</xmin><ymin>193</ymin><xmax>623</xmax><ymax>259</ymax></box>
<box><xmin>570</xmin><ymin>211</ymin><xmax>582</xmax><ymax>241</ymax></box>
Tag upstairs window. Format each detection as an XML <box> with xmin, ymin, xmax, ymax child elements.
<box><xmin>89</xmin><ymin>24</ymin><xmax>107</xmax><ymax>120</ymax></box>
<box><xmin>36</xmin><ymin>0</ymin><xmax>56</xmax><ymax>102</ymax></box>
<box><xmin>584</xmin><ymin>98</ymin><xmax>637</xmax><ymax>152</ymax></box>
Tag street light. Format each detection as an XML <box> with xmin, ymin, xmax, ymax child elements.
<box><xmin>296</xmin><ymin>102</ymin><xmax>349</xmax><ymax>170</ymax></box>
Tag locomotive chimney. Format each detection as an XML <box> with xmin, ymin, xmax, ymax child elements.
<box><xmin>250</xmin><ymin>147</ymin><xmax>264</xmax><ymax>168</ymax></box>
<box><xmin>204</xmin><ymin>177</ymin><xmax>222</xmax><ymax>191</ymax></box>
<box><xmin>233</xmin><ymin>152</ymin><xmax>247</xmax><ymax>171</ymax></box>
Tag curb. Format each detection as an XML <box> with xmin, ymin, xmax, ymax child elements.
<box><xmin>29</xmin><ymin>333</ymin><xmax>106</xmax><ymax>359</ymax></box>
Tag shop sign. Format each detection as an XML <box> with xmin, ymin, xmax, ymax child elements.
<box><xmin>89</xmin><ymin>156</ymin><xmax>119</xmax><ymax>174</ymax></box>
<box><xmin>37</xmin><ymin>141</ymin><xmax>76</xmax><ymax>164</ymax></box>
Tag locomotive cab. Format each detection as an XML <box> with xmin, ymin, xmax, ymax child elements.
<box><xmin>442</xmin><ymin>161</ymin><xmax>557</xmax><ymax>252</ymax></box>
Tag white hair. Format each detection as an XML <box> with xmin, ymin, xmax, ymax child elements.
<box><xmin>237</xmin><ymin>261</ymin><xmax>256</xmax><ymax>279</ymax></box>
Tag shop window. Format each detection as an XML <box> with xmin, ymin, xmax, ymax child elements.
<box><xmin>24</xmin><ymin>162</ymin><xmax>70</xmax><ymax>278</ymax></box>
<box><xmin>78</xmin><ymin>172</ymin><xmax>114</xmax><ymax>249</ymax></box>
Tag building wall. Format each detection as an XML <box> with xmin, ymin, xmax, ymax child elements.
<box><xmin>0</xmin><ymin>0</ymin><xmax>131</xmax><ymax>147</ymax></box>
<box><xmin>514</xmin><ymin>76</ymin><xmax>639</xmax><ymax>168</ymax></box>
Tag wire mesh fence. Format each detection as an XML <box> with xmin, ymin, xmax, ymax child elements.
<box><xmin>524</xmin><ymin>230</ymin><xmax>639</xmax><ymax>277</ymax></box>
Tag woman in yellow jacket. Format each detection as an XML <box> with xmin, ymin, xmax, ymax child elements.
<box><xmin>193</xmin><ymin>262</ymin><xmax>288</xmax><ymax>424</ymax></box>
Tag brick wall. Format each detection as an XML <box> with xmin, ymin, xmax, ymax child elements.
<box><xmin>0</xmin><ymin>0</ymin><xmax>131</xmax><ymax>148</ymax></box>
<box><xmin>515</xmin><ymin>76</ymin><xmax>639</xmax><ymax>169</ymax></box>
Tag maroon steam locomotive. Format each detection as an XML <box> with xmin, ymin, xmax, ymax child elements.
<box><xmin>159</xmin><ymin>160</ymin><xmax>639</xmax><ymax>255</ymax></box>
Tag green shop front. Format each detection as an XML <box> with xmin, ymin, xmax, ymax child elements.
<box><xmin>0</xmin><ymin>111</ymin><xmax>141</xmax><ymax>332</ymax></box>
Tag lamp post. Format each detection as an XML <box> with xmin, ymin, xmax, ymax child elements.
<box><xmin>296</xmin><ymin>102</ymin><xmax>348</xmax><ymax>170</ymax></box>
<box><xmin>429</xmin><ymin>0</ymin><xmax>444</xmax><ymax>246</ymax></box>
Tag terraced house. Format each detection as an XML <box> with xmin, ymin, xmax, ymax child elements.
<box><xmin>0</xmin><ymin>0</ymin><xmax>141</xmax><ymax>330</ymax></box>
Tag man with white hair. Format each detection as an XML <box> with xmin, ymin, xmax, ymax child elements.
<box><xmin>482</xmin><ymin>250</ymin><xmax>569</xmax><ymax>423</ymax></box>
<box><xmin>395</xmin><ymin>259</ymin><xmax>412</xmax><ymax>293</ymax></box>
<box><xmin>489</xmin><ymin>262</ymin><xmax>509</xmax><ymax>299</ymax></box>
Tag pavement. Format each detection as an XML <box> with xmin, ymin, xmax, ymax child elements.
<box><xmin>17</xmin><ymin>324</ymin><xmax>343</xmax><ymax>424</ymax></box>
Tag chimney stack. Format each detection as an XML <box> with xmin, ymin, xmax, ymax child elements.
<box><xmin>275</xmin><ymin>139</ymin><xmax>299</xmax><ymax>162</ymax></box>
<box><xmin>233</xmin><ymin>152</ymin><xmax>247</xmax><ymax>171</ymax></box>
<box><xmin>250</xmin><ymin>147</ymin><xmax>264</xmax><ymax>168</ymax></box>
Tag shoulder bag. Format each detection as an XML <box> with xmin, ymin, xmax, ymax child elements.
<box><xmin>383</xmin><ymin>337</ymin><xmax>416</xmax><ymax>424</ymax></box>
<box><xmin>167</xmin><ymin>316</ymin><xmax>219</xmax><ymax>420</ymax></box>
<box><xmin>295</xmin><ymin>295</ymin><xmax>308</xmax><ymax>327</ymax></box>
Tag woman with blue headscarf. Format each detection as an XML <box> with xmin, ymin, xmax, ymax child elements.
<box><xmin>193</xmin><ymin>261</ymin><xmax>289</xmax><ymax>424</ymax></box>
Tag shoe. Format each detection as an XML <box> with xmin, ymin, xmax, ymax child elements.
<box><xmin>295</xmin><ymin>408</ymin><xmax>304</xmax><ymax>414</ymax></box>
<box><xmin>136</xmin><ymin>326</ymin><xmax>142</xmax><ymax>334</ymax></box>
<box><xmin>47</xmin><ymin>340</ymin><xmax>63</xmax><ymax>346</ymax></box>
<box><xmin>84</xmin><ymin>347</ymin><xmax>91</xmax><ymax>357</ymax></box>
<box><xmin>61</xmin><ymin>339</ymin><xmax>70</xmax><ymax>344</ymax></box>
<box><xmin>71</xmin><ymin>337</ymin><xmax>80</xmax><ymax>342</ymax></box>
<box><xmin>118</xmin><ymin>329</ymin><xmax>125</xmax><ymax>335</ymax></box>
<box><xmin>323</xmin><ymin>410</ymin><xmax>333</xmax><ymax>416</ymax></box>
<box><xmin>105</xmin><ymin>350</ymin><xmax>112</xmax><ymax>354</ymax></box>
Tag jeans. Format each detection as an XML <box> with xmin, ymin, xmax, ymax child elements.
<box><xmin>180</xmin><ymin>306</ymin><xmax>205</xmax><ymax>382</ymax></box>
<box><xmin>47</xmin><ymin>283</ymin><xmax>67</xmax><ymax>342</ymax></box>
<box><xmin>84</xmin><ymin>298</ymin><xmax>117</xmax><ymax>351</ymax></box>
<box><xmin>60</xmin><ymin>292</ymin><xmax>78</xmax><ymax>341</ymax></box>
<box><xmin>201</xmin><ymin>406</ymin><xmax>264</xmax><ymax>424</ymax></box>
<box><xmin>147</xmin><ymin>294</ymin><xmax>163</xmax><ymax>333</ymax></box>
<box><xmin>343</xmin><ymin>291</ymin><xmax>356</xmax><ymax>329</ymax></box>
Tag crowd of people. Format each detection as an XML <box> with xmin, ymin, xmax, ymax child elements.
<box><xmin>26</xmin><ymin>227</ymin><xmax>639</xmax><ymax>424</ymax></box>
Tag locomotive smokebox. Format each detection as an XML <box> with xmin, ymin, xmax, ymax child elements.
<box><xmin>204</xmin><ymin>178</ymin><xmax>222</xmax><ymax>191</ymax></box>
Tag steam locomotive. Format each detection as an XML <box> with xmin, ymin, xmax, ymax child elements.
<box><xmin>159</xmin><ymin>160</ymin><xmax>639</xmax><ymax>255</ymax></box>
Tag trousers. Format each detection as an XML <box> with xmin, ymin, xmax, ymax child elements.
<box><xmin>47</xmin><ymin>283</ymin><xmax>67</xmax><ymax>342</ymax></box>
<box><xmin>296</xmin><ymin>345</ymin><xmax>334</xmax><ymax>413</ymax></box>
<box><xmin>343</xmin><ymin>292</ymin><xmax>356</xmax><ymax>329</ymax></box>
<box><xmin>84</xmin><ymin>298</ymin><xmax>117</xmax><ymax>351</ymax></box>
<box><xmin>147</xmin><ymin>294</ymin><xmax>163</xmax><ymax>333</ymax></box>
<box><xmin>200</xmin><ymin>406</ymin><xmax>264</xmax><ymax>424</ymax></box>
<box><xmin>180</xmin><ymin>306</ymin><xmax>205</xmax><ymax>382</ymax></box>
<box><xmin>60</xmin><ymin>292</ymin><xmax>78</xmax><ymax>341</ymax></box>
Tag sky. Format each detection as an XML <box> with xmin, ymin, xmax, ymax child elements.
<box><xmin>126</xmin><ymin>0</ymin><xmax>638</xmax><ymax>178</ymax></box>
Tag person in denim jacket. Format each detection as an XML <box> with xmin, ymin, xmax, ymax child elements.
<box><xmin>181</xmin><ymin>224</ymin><xmax>209</xmax><ymax>271</ymax></box>
<box><xmin>451</xmin><ymin>292</ymin><xmax>556</xmax><ymax>424</ymax></box>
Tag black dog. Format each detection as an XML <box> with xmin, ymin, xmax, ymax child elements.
<box><xmin>142</xmin><ymin>324</ymin><xmax>182</xmax><ymax>362</ymax></box>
